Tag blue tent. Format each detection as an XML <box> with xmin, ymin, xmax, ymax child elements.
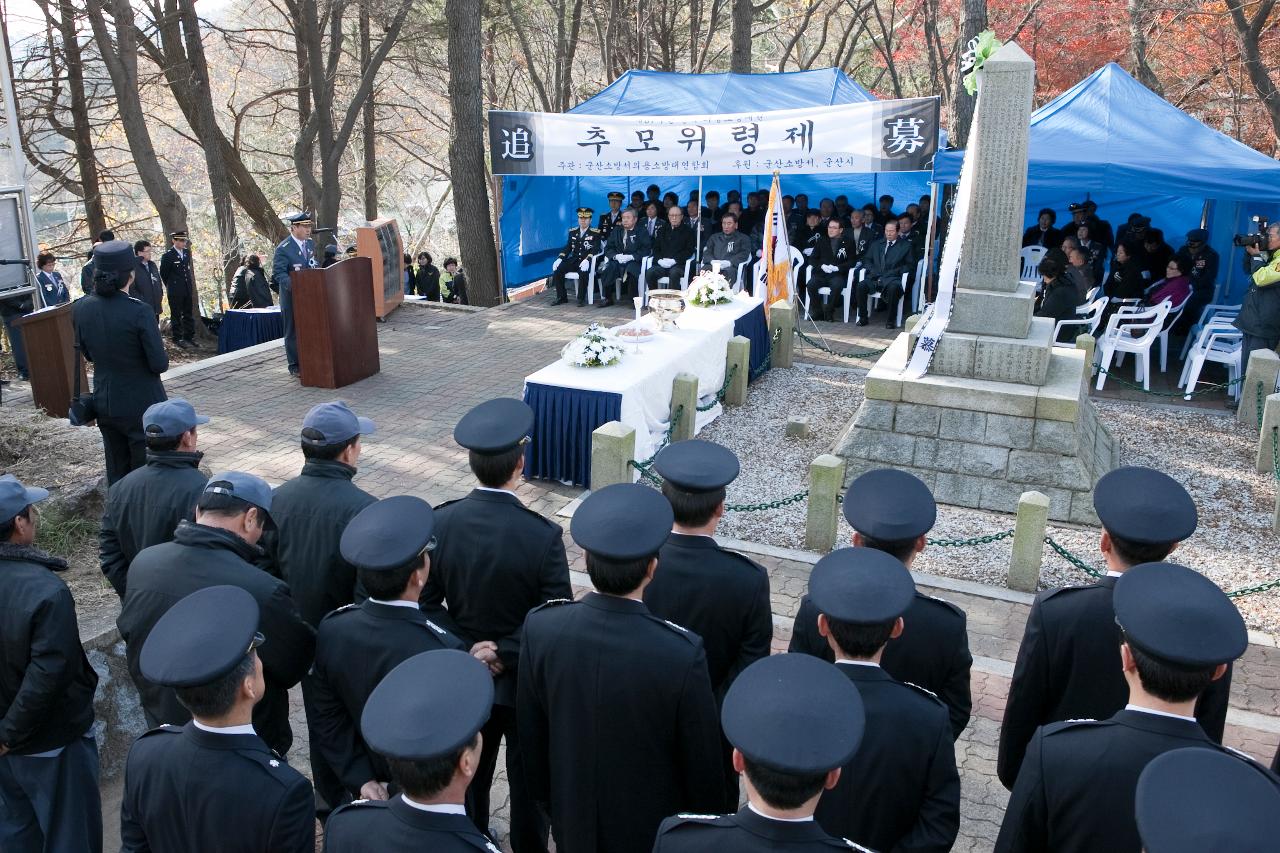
<box><xmin>932</xmin><ymin>63</ymin><xmax>1280</xmax><ymax>301</ymax></box>
<box><xmin>499</xmin><ymin>69</ymin><xmax>934</xmax><ymax>287</ymax></box>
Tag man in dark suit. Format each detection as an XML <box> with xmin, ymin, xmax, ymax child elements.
<box><xmin>422</xmin><ymin>398</ymin><xmax>570</xmax><ymax>852</ymax></box>
<box><xmin>78</xmin><ymin>229</ymin><xmax>114</xmax><ymax>296</ymax></box>
<box><xmin>598</xmin><ymin>208</ymin><xmax>650</xmax><ymax>307</ymax></box>
<box><xmin>1021</xmin><ymin>209</ymin><xmax>1063</xmax><ymax>250</ymax></box>
<box><xmin>857</xmin><ymin>221</ymin><xmax>914</xmax><ymax>328</ymax></box>
<box><xmin>652</xmin><ymin>654</ymin><xmax>874</xmax><ymax>852</ymax></box>
<box><xmin>518</xmin><ymin>483</ymin><xmax>723</xmax><ymax>853</ymax></box>
<box><xmin>995</xmin><ymin>562</ymin><xmax>1266</xmax><ymax>853</ymax></box>
<box><xmin>597</xmin><ymin>191</ymin><xmax>625</xmax><ymax>241</ymax></box>
<box><xmin>997</xmin><ymin>466</ymin><xmax>1232</xmax><ymax>791</ymax></box>
<box><xmin>119</xmin><ymin>585</ymin><xmax>314</xmax><ymax>852</ymax></box>
<box><xmin>845</xmin><ymin>210</ymin><xmax>872</xmax><ymax>262</ymax></box>
<box><xmin>271</xmin><ymin>211</ymin><xmax>316</xmax><ymax>376</ymax></box>
<box><xmin>806</xmin><ymin>218</ymin><xmax>855</xmax><ymax>322</ymax></box>
<box><xmin>159</xmin><ymin>230</ymin><xmax>196</xmax><ymax>347</ymax></box>
<box><xmin>133</xmin><ymin>240</ymin><xmax>164</xmax><ymax>320</ymax></box>
<box><xmin>645</xmin><ymin>204</ymin><xmax>697</xmax><ymax>292</ymax></box>
<box><xmin>790</xmin><ymin>469</ymin><xmax>973</xmax><ymax>739</ymax></box>
<box><xmin>550</xmin><ymin>208</ymin><xmax>600</xmax><ymax>306</ymax></box>
<box><xmin>1082</xmin><ymin>199</ymin><xmax>1114</xmax><ymax>248</ymax></box>
<box><xmin>808</xmin><ymin>547</ymin><xmax>960</xmax><ymax>852</ymax></box>
<box><xmin>643</xmin><ymin>440</ymin><xmax>772</xmax><ymax>810</ymax></box>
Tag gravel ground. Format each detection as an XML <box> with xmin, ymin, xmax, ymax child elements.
<box><xmin>690</xmin><ymin>363</ymin><xmax>1280</xmax><ymax>634</ymax></box>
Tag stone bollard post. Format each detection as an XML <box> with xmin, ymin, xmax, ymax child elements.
<box><xmin>1239</xmin><ymin>349</ymin><xmax>1280</xmax><ymax>430</ymax></box>
<box><xmin>1075</xmin><ymin>334</ymin><xmax>1096</xmax><ymax>386</ymax></box>
<box><xmin>805</xmin><ymin>454</ymin><xmax>846</xmax><ymax>553</ymax></box>
<box><xmin>725</xmin><ymin>336</ymin><xmax>750</xmax><ymax>406</ymax></box>
<box><xmin>1256</xmin><ymin>393</ymin><xmax>1280</xmax><ymax>474</ymax></box>
<box><xmin>769</xmin><ymin>301</ymin><xmax>795</xmax><ymax>369</ymax></box>
<box><xmin>591</xmin><ymin>421</ymin><xmax>636</xmax><ymax>491</ymax></box>
<box><xmin>904</xmin><ymin>313</ymin><xmax>923</xmax><ymax>333</ymax></box>
<box><xmin>670</xmin><ymin>373</ymin><xmax>698</xmax><ymax>442</ymax></box>
<box><xmin>1273</xmin><ymin>490</ymin><xmax>1280</xmax><ymax>535</ymax></box>
<box><xmin>1008</xmin><ymin>490</ymin><xmax>1050</xmax><ymax>592</ymax></box>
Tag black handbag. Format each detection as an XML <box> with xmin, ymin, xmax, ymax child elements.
<box><xmin>68</xmin><ymin>345</ymin><xmax>96</xmax><ymax>426</ymax></box>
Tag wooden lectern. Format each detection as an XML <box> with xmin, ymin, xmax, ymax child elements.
<box><xmin>292</xmin><ymin>258</ymin><xmax>380</xmax><ymax>388</ymax></box>
<box><xmin>15</xmin><ymin>302</ymin><xmax>85</xmax><ymax>418</ymax></box>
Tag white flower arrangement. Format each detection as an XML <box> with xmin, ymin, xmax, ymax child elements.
<box><xmin>687</xmin><ymin>270</ymin><xmax>734</xmax><ymax>306</ymax></box>
<box><xmin>561</xmin><ymin>322</ymin><xmax>625</xmax><ymax>367</ymax></box>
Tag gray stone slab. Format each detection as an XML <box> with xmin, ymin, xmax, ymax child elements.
<box><xmin>854</xmin><ymin>399</ymin><xmax>897</xmax><ymax>431</ymax></box>
<box><xmin>948</xmin><ymin>282</ymin><xmax>1036</xmax><ymax>339</ymax></box>
<box><xmin>1034</xmin><ymin>350</ymin><xmax>1088</xmax><ymax>423</ymax></box>
<box><xmin>1007</xmin><ymin>450</ymin><xmax>1092</xmax><ymax>490</ymax></box>
<box><xmin>1033</xmin><ymin>419</ymin><xmax>1081</xmax><ymax>456</ymax></box>
<box><xmin>896</xmin><ymin>403</ymin><xmax>942</xmax><ymax>436</ymax></box>
<box><xmin>918</xmin><ymin>332</ymin><xmax>978</xmax><ymax>377</ymax></box>
<box><xmin>960</xmin><ymin>443</ymin><xmax>1011</xmax><ymax>477</ymax></box>
<box><xmin>940</xmin><ymin>409</ymin><xmax>989</xmax><ymax>441</ymax></box>
<box><xmin>971</xmin><ymin>319</ymin><xmax>1054</xmax><ymax>385</ymax></box>
<box><xmin>842</xmin><ymin>427</ymin><xmax>917</xmax><ymax>466</ymax></box>
<box><xmin>914</xmin><ymin>437</ymin><xmax>961</xmax><ymax>473</ymax></box>
<box><xmin>934</xmin><ymin>471</ymin><xmax>984</xmax><ymax>509</ymax></box>
<box><xmin>985</xmin><ymin>414</ymin><xmax>1034</xmax><ymax>450</ymax></box>
<box><xmin>901</xmin><ymin>372</ymin><xmax>1039</xmax><ymax>418</ymax></box>
<box><xmin>1069</xmin><ymin>490</ymin><xmax>1102</xmax><ymax>526</ymax></box>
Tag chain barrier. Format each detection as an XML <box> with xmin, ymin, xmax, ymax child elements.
<box><xmin>749</xmin><ymin>328</ymin><xmax>782</xmax><ymax>381</ymax></box>
<box><xmin>724</xmin><ymin>491</ymin><xmax>809</xmax><ymax>513</ymax></box>
<box><xmin>1272</xmin><ymin>426</ymin><xmax>1279</xmax><ymax>484</ymax></box>
<box><xmin>1257</xmin><ymin>380</ymin><xmax>1265</xmax><ymax>430</ymax></box>
<box><xmin>1089</xmin><ymin>364</ymin><xmax>1244</xmax><ymax>398</ymax></box>
<box><xmin>696</xmin><ymin>365</ymin><xmax>737</xmax><ymax>412</ymax></box>
<box><xmin>1225</xmin><ymin>577</ymin><xmax>1280</xmax><ymax>599</ymax></box>
<box><xmin>1044</xmin><ymin>535</ymin><xmax>1106</xmax><ymax>579</ymax></box>
<box><xmin>794</xmin><ymin>327</ymin><xmax>888</xmax><ymax>361</ymax></box>
<box><xmin>928</xmin><ymin>530</ymin><xmax>1014</xmax><ymax>547</ymax></box>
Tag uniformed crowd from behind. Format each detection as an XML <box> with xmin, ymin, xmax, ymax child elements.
<box><xmin>2</xmin><ymin>391</ymin><xmax>1280</xmax><ymax>852</ymax></box>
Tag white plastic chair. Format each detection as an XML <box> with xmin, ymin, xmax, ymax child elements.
<box><xmin>1180</xmin><ymin>323</ymin><xmax>1243</xmax><ymax>400</ymax></box>
<box><xmin>1094</xmin><ymin>301</ymin><xmax>1171</xmax><ymax>391</ymax></box>
<box><xmin>557</xmin><ymin>253</ymin><xmax>603</xmax><ymax>305</ymax></box>
<box><xmin>1179</xmin><ymin>303</ymin><xmax>1241</xmax><ymax>361</ymax></box>
<box><xmin>864</xmin><ymin>267</ymin><xmax>913</xmax><ymax>327</ymax></box>
<box><xmin>639</xmin><ymin>256</ymin><xmax>695</xmax><ymax>301</ymax></box>
<box><xmin>1152</xmin><ymin>292</ymin><xmax>1192</xmax><ymax>373</ymax></box>
<box><xmin>708</xmin><ymin>258</ymin><xmax>753</xmax><ymax>293</ymax></box>
<box><xmin>1019</xmin><ymin>246</ymin><xmax>1047</xmax><ymax>282</ymax></box>
<box><xmin>800</xmin><ymin>264</ymin><xmax>858</xmax><ymax>323</ymax></box>
<box><xmin>1052</xmin><ymin>296</ymin><xmax>1108</xmax><ymax>348</ymax></box>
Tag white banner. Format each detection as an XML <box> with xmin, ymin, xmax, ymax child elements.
<box><xmin>489</xmin><ymin>99</ymin><xmax>939</xmax><ymax>177</ymax></box>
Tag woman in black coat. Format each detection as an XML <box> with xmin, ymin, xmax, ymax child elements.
<box><xmin>413</xmin><ymin>252</ymin><xmax>441</xmax><ymax>301</ymax></box>
<box><xmin>1104</xmin><ymin>240</ymin><xmax>1147</xmax><ymax>302</ymax></box>
<box><xmin>1034</xmin><ymin>256</ymin><xmax>1082</xmax><ymax>343</ymax></box>
<box><xmin>71</xmin><ymin>241</ymin><xmax>168</xmax><ymax>484</ymax></box>
<box><xmin>230</xmin><ymin>255</ymin><xmax>273</xmax><ymax>308</ymax></box>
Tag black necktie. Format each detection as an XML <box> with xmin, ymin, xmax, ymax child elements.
<box><xmin>885</xmin><ymin>241</ymin><xmax>893</xmax><ymax>261</ymax></box>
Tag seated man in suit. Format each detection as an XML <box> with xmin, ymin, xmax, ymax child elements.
<box><xmin>599</xmin><ymin>207</ymin><xmax>649</xmax><ymax>307</ymax></box>
<box><xmin>806</xmin><ymin>218</ymin><xmax>856</xmax><ymax>321</ymax></box>
<box><xmin>857</xmin><ymin>220</ymin><xmax>913</xmax><ymax>328</ymax></box>
<box><xmin>846</xmin><ymin>210</ymin><xmax>873</xmax><ymax>264</ymax></box>
<box><xmin>791</xmin><ymin>209</ymin><xmax>825</xmax><ymax>283</ymax></box>
<box><xmin>700</xmin><ymin>213</ymin><xmax>753</xmax><ymax>284</ymax></box>
<box><xmin>646</xmin><ymin>204</ymin><xmax>696</xmax><ymax>292</ymax></box>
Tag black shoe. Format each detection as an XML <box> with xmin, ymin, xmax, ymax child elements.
<box><xmin>855</xmin><ymin>317</ymin><xmax>868</xmax><ymax>327</ymax></box>
<box><xmin>17</xmin><ymin>372</ymin><xmax>29</xmax><ymax>381</ymax></box>
<box><xmin>886</xmin><ymin>320</ymin><xmax>899</xmax><ymax>329</ymax></box>
<box><xmin>599</xmin><ymin>298</ymin><xmax>614</xmax><ymax>308</ymax></box>
<box><xmin>576</xmin><ymin>300</ymin><xmax>585</xmax><ymax>307</ymax></box>
<box><xmin>551</xmin><ymin>297</ymin><xmax>568</xmax><ymax>306</ymax></box>
<box><xmin>288</xmin><ymin>366</ymin><xmax>300</xmax><ymax>376</ymax></box>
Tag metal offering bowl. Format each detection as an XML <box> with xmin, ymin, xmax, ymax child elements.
<box><xmin>647</xmin><ymin>289</ymin><xmax>686</xmax><ymax>331</ymax></box>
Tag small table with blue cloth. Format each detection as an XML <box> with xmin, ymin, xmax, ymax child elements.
<box><xmin>217</xmin><ymin>307</ymin><xmax>284</xmax><ymax>354</ymax></box>
<box><xmin>523</xmin><ymin>295</ymin><xmax>769</xmax><ymax>487</ymax></box>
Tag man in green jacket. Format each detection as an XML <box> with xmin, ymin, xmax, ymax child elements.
<box><xmin>1234</xmin><ymin>222</ymin><xmax>1280</xmax><ymax>376</ymax></box>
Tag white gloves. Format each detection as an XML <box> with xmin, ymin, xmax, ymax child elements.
<box><xmin>822</xmin><ymin>264</ymin><xmax>837</xmax><ymax>273</ymax></box>
<box><xmin>616</xmin><ymin>253</ymin><xmax>633</xmax><ymax>263</ymax></box>
<box><xmin>553</xmin><ymin>258</ymin><xmax>562</xmax><ymax>271</ymax></box>
<box><xmin>711</xmin><ymin>260</ymin><xmax>727</xmax><ymax>271</ymax></box>
<box><xmin>659</xmin><ymin>258</ymin><xmax>676</xmax><ymax>268</ymax></box>
<box><xmin>803</xmin><ymin>248</ymin><xmax>814</xmax><ymax>257</ymax></box>
<box><xmin>579</xmin><ymin>259</ymin><xmax>591</xmax><ymax>271</ymax></box>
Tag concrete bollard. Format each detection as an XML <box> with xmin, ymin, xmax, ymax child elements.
<box><xmin>805</xmin><ymin>454</ymin><xmax>846</xmax><ymax>553</ymax></box>
<box><xmin>769</xmin><ymin>300</ymin><xmax>795</xmax><ymax>368</ymax></box>
<box><xmin>725</xmin><ymin>336</ymin><xmax>750</xmax><ymax>406</ymax></box>
<box><xmin>1239</xmin><ymin>349</ymin><xmax>1280</xmax><ymax>430</ymax></box>
<box><xmin>1257</xmin><ymin>393</ymin><xmax>1280</xmax><ymax>474</ymax></box>
<box><xmin>1075</xmin><ymin>334</ymin><xmax>1096</xmax><ymax>386</ymax></box>
<box><xmin>785</xmin><ymin>416</ymin><xmax>811</xmax><ymax>438</ymax></box>
<box><xmin>904</xmin><ymin>313</ymin><xmax>923</xmax><ymax>333</ymax></box>
<box><xmin>1008</xmin><ymin>490</ymin><xmax>1050</xmax><ymax>592</ymax></box>
<box><xmin>1273</xmin><ymin>490</ymin><xmax>1280</xmax><ymax>535</ymax></box>
<box><xmin>591</xmin><ymin>421</ymin><xmax>636</xmax><ymax>491</ymax></box>
<box><xmin>670</xmin><ymin>373</ymin><xmax>698</xmax><ymax>442</ymax></box>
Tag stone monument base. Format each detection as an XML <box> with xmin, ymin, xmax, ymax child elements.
<box><xmin>835</xmin><ymin>334</ymin><xmax>1119</xmax><ymax>524</ymax></box>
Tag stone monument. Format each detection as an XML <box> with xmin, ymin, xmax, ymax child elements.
<box><xmin>834</xmin><ymin>42</ymin><xmax>1117</xmax><ymax>524</ymax></box>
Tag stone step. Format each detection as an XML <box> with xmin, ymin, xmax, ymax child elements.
<box><xmin>912</xmin><ymin>317</ymin><xmax>1054</xmax><ymax>386</ymax></box>
<box><xmin>948</xmin><ymin>281</ymin><xmax>1037</xmax><ymax>339</ymax></box>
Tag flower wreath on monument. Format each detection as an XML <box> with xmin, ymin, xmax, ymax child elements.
<box><xmin>686</xmin><ymin>270</ymin><xmax>734</xmax><ymax>306</ymax></box>
<box><xmin>561</xmin><ymin>323</ymin><xmax>625</xmax><ymax>367</ymax></box>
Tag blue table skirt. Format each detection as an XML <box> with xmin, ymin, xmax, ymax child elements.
<box><xmin>524</xmin><ymin>382</ymin><xmax>622</xmax><ymax>487</ymax></box>
<box><xmin>734</xmin><ymin>302</ymin><xmax>770</xmax><ymax>381</ymax></box>
<box><xmin>218</xmin><ymin>309</ymin><xmax>284</xmax><ymax>354</ymax></box>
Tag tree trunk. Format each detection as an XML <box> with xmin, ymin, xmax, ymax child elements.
<box><xmin>730</xmin><ymin>0</ymin><xmax>752</xmax><ymax>73</ymax></box>
<box><xmin>359</xmin><ymin>1</ymin><xmax>378</xmax><ymax>221</ymax></box>
<box><xmin>53</xmin><ymin>0</ymin><xmax>107</xmax><ymax>237</ymax></box>
<box><xmin>1225</xmin><ymin>0</ymin><xmax>1280</xmax><ymax>151</ymax></box>
<box><xmin>1127</xmin><ymin>0</ymin><xmax>1163</xmax><ymax>95</ymax></box>
<box><xmin>951</xmin><ymin>0</ymin><xmax>987</xmax><ymax>147</ymax></box>
<box><xmin>446</xmin><ymin>0</ymin><xmax>501</xmax><ymax>306</ymax></box>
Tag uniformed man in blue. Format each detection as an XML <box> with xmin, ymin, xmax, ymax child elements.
<box><xmin>997</xmin><ymin>466</ymin><xmax>1230</xmax><ymax>790</ymax></box>
<box><xmin>1135</xmin><ymin>747</ymin><xmax>1280</xmax><ymax>853</ymax></box>
<box><xmin>323</xmin><ymin>650</ymin><xmax>502</xmax><ymax>852</ymax></box>
<box><xmin>120</xmin><ymin>585</ymin><xmax>315</xmax><ymax>852</ymax></box>
<box><xmin>309</xmin><ymin>496</ymin><xmax>466</xmax><ymax>809</ymax></box>
<box><xmin>597</xmin><ymin>191</ymin><xmax>625</xmax><ymax>239</ymax></box>
<box><xmin>808</xmin><ymin>547</ymin><xmax>960</xmax><ymax>852</ymax></box>
<box><xmin>642</xmin><ymin>439</ymin><xmax>772</xmax><ymax>810</ymax></box>
<box><xmin>652</xmin><ymin>653</ymin><xmax>874</xmax><ymax>852</ymax></box>
<box><xmin>271</xmin><ymin>211</ymin><xmax>316</xmax><ymax>376</ymax></box>
<box><xmin>517</xmin><ymin>483</ymin><xmax>722</xmax><ymax>853</ymax></box>
<box><xmin>158</xmin><ymin>231</ymin><xmax>196</xmax><ymax>348</ymax></box>
<box><xmin>995</xmin><ymin>562</ymin><xmax>1264</xmax><ymax>853</ymax></box>
<box><xmin>550</xmin><ymin>207</ymin><xmax>599</xmax><ymax>306</ymax></box>
<box><xmin>423</xmin><ymin>397</ymin><xmax>568</xmax><ymax>852</ymax></box>
<box><xmin>789</xmin><ymin>469</ymin><xmax>973</xmax><ymax>739</ymax></box>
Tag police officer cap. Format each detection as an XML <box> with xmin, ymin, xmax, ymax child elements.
<box><xmin>139</xmin><ymin>585</ymin><xmax>263</xmax><ymax>688</ymax></box>
<box><xmin>1186</xmin><ymin>228</ymin><xmax>1209</xmax><ymax>243</ymax></box>
<box><xmin>301</xmin><ymin>400</ymin><xmax>376</xmax><ymax>446</ymax></box>
<box><xmin>340</xmin><ymin>496</ymin><xmax>435</xmax><ymax>572</ymax></box>
<box><xmin>92</xmin><ymin>240</ymin><xmax>137</xmax><ymax>276</ymax></box>
<box><xmin>1133</xmin><ymin>215</ymin><xmax>1152</xmax><ymax>227</ymax></box>
<box><xmin>1067</xmin><ymin>202</ymin><xmax>1083</xmax><ymax>212</ymax></box>
<box><xmin>1135</xmin><ymin>748</ymin><xmax>1280</xmax><ymax>853</ymax></box>
<box><xmin>809</xmin><ymin>547</ymin><xmax>916</xmax><ymax>624</ymax></box>
<box><xmin>842</xmin><ymin>469</ymin><xmax>936</xmax><ymax>541</ymax></box>
<box><xmin>607</xmin><ymin>191</ymin><xmax>625</xmax><ymax>201</ymax></box>
<box><xmin>0</xmin><ymin>474</ymin><xmax>48</xmax><ymax>525</ymax></box>
<box><xmin>143</xmin><ymin>397</ymin><xmax>210</xmax><ymax>439</ymax></box>
<box><xmin>284</xmin><ymin>211</ymin><xmax>312</xmax><ymax>225</ymax></box>
<box><xmin>1093</xmin><ymin>466</ymin><xmax>1196</xmax><ymax>543</ymax></box>
<box><xmin>454</xmin><ymin>398</ymin><xmax>533</xmax><ymax>454</ymax></box>
<box><xmin>570</xmin><ymin>483</ymin><xmax>672</xmax><ymax>560</ymax></box>
<box><xmin>1114</xmin><ymin>562</ymin><xmax>1247</xmax><ymax>667</ymax></box>
<box><xmin>169</xmin><ymin>230</ymin><xmax>188</xmax><ymax>239</ymax></box>
<box><xmin>361</xmin><ymin>649</ymin><xmax>494</xmax><ymax>761</ymax></box>
<box><xmin>653</xmin><ymin>440</ymin><xmax>739</xmax><ymax>492</ymax></box>
<box><xmin>345</xmin><ymin>245</ymin><xmax>358</xmax><ymax>256</ymax></box>
<box><xmin>1082</xmin><ymin>199</ymin><xmax>1098</xmax><ymax>210</ymax></box>
<box><xmin>576</xmin><ymin>207</ymin><xmax>594</xmax><ymax>217</ymax></box>
<box><xmin>722</xmin><ymin>653</ymin><xmax>865</xmax><ymax>774</ymax></box>
<box><xmin>323</xmin><ymin>244</ymin><xmax>338</xmax><ymax>257</ymax></box>
<box><xmin>204</xmin><ymin>471</ymin><xmax>273</xmax><ymax>518</ymax></box>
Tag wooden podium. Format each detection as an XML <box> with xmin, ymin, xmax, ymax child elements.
<box><xmin>293</xmin><ymin>258</ymin><xmax>380</xmax><ymax>388</ymax></box>
<box><xmin>16</xmin><ymin>302</ymin><xmax>86</xmax><ymax>418</ymax></box>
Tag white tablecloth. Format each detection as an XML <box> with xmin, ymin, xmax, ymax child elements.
<box><xmin>524</xmin><ymin>293</ymin><xmax>762</xmax><ymax>462</ymax></box>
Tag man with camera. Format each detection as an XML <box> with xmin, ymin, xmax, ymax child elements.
<box><xmin>1232</xmin><ymin>221</ymin><xmax>1280</xmax><ymax>379</ymax></box>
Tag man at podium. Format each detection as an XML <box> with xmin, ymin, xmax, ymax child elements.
<box><xmin>271</xmin><ymin>212</ymin><xmax>317</xmax><ymax>377</ymax></box>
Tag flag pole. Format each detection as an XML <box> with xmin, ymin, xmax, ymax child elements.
<box><xmin>696</xmin><ymin>174</ymin><xmax>703</xmax><ymax>267</ymax></box>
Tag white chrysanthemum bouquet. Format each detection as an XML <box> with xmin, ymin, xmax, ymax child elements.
<box><xmin>561</xmin><ymin>323</ymin><xmax>625</xmax><ymax>367</ymax></box>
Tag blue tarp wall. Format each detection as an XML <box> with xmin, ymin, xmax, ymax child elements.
<box><xmin>500</xmin><ymin>69</ymin><xmax>935</xmax><ymax>288</ymax></box>
<box><xmin>932</xmin><ymin>63</ymin><xmax>1280</xmax><ymax>303</ymax></box>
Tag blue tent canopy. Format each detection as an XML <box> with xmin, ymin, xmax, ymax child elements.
<box><xmin>499</xmin><ymin>69</ymin><xmax>933</xmax><ymax>288</ymax></box>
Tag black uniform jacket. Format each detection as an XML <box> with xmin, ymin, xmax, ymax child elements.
<box><xmin>643</xmin><ymin>533</ymin><xmax>771</xmax><ymax>700</ymax></box>
<box><xmin>812</xmin><ymin>233</ymin><xmax>857</xmax><ymax>278</ymax></box>
<box><xmin>133</xmin><ymin>258</ymin><xmax>165</xmax><ymax>315</ymax></box>
<box><xmin>99</xmin><ymin>450</ymin><xmax>208</xmax><ymax>598</ymax></box>
<box><xmin>324</xmin><ymin>797</ymin><xmax>501</xmax><ymax>852</ymax></box>
<box><xmin>790</xmin><ymin>591</ymin><xmax>973</xmax><ymax>738</ymax></box>
<box><xmin>816</xmin><ymin>663</ymin><xmax>959</xmax><ymax>853</ymax></box>
<box><xmin>1021</xmin><ymin>225</ymin><xmax>1063</xmax><ymax>249</ymax></box>
<box><xmin>262</xmin><ymin>459</ymin><xmax>377</xmax><ymax>628</ymax></box>
<box><xmin>310</xmin><ymin>600</ymin><xmax>464</xmax><ymax>793</ymax></box>
<box><xmin>598</xmin><ymin>209</ymin><xmax>624</xmax><ymax>240</ymax></box>
<box><xmin>997</xmin><ymin>577</ymin><xmax>1231</xmax><ymax>789</ymax></box>
<box><xmin>120</xmin><ymin>722</ymin><xmax>314</xmax><ymax>853</ymax></box>
<box><xmin>994</xmin><ymin>710</ymin><xmax>1276</xmax><ymax>853</ymax></box>
<box><xmin>651</xmin><ymin>222</ymin><xmax>697</xmax><ymax>267</ymax></box>
<box><xmin>117</xmin><ymin>521</ymin><xmax>315</xmax><ymax>755</ymax></box>
<box><xmin>421</xmin><ymin>488</ymin><xmax>570</xmax><ymax>706</ymax></box>
<box><xmin>73</xmin><ymin>290</ymin><xmax>168</xmax><ymax>419</ymax></box>
<box><xmin>557</xmin><ymin>227</ymin><xmax>601</xmax><ymax>264</ymax></box>
<box><xmin>0</xmin><ymin>544</ymin><xmax>98</xmax><ymax>754</ymax></box>
<box><xmin>158</xmin><ymin>246</ymin><xmax>193</xmax><ymax>293</ymax></box>
<box><xmin>653</xmin><ymin>807</ymin><xmax>875</xmax><ymax>852</ymax></box>
<box><xmin>517</xmin><ymin>594</ymin><xmax>723</xmax><ymax>853</ymax></box>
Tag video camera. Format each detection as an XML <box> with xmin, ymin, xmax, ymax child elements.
<box><xmin>1234</xmin><ymin>216</ymin><xmax>1270</xmax><ymax>248</ymax></box>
